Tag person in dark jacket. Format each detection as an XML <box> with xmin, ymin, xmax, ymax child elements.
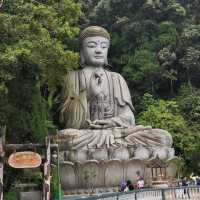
<box><xmin>126</xmin><ymin>180</ymin><xmax>134</xmax><ymax>191</ymax></box>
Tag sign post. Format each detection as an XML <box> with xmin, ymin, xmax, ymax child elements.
<box><xmin>57</xmin><ymin>138</ymin><xmax>62</xmax><ymax>200</ymax></box>
<box><xmin>43</xmin><ymin>137</ymin><xmax>51</xmax><ymax>200</ymax></box>
<box><xmin>0</xmin><ymin>138</ymin><xmax>4</xmax><ymax>200</ymax></box>
<box><xmin>0</xmin><ymin>126</ymin><xmax>5</xmax><ymax>200</ymax></box>
<box><xmin>0</xmin><ymin>131</ymin><xmax>58</xmax><ymax>200</ymax></box>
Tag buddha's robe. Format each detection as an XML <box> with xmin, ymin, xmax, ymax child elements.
<box><xmin>59</xmin><ymin>66</ymin><xmax>173</xmax><ymax>150</ymax></box>
<box><xmin>59</xmin><ymin>66</ymin><xmax>135</xmax><ymax>129</ymax></box>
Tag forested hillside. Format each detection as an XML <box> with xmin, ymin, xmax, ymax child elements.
<box><xmin>0</xmin><ymin>0</ymin><xmax>200</xmax><ymax>174</ymax></box>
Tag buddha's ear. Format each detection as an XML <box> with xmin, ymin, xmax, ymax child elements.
<box><xmin>80</xmin><ymin>50</ymin><xmax>85</xmax><ymax>65</ymax></box>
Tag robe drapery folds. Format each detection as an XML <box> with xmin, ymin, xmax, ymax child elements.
<box><xmin>59</xmin><ymin>67</ymin><xmax>173</xmax><ymax>149</ymax></box>
<box><xmin>59</xmin><ymin>67</ymin><xmax>135</xmax><ymax>129</ymax></box>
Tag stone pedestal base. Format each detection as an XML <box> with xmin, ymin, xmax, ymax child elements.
<box><xmin>59</xmin><ymin>158</ymin><xmax>178</xmax><ymax>195</ymax></box>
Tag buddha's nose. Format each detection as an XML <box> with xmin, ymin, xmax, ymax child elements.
<box><xmin>95</xmin><ymin>46</ymin><xmax>102</xmax><ymax>54</ymax></box>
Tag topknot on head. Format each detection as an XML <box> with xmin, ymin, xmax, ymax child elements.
<box><xmin>79</xmin><ymin>26</ymin><xmax>110</xmax><ymax>45</ymax></box>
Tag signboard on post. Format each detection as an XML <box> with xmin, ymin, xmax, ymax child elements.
<box><xmin>8</xmin><ymin>151</ymin><xmax>42</xmax><ymax>169</ymax></box>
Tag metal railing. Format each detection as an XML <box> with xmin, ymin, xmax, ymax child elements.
<box><xmin>62</xmin><ymin>186</ymin><xmax>200</xmax><ymax>200</ymax></box>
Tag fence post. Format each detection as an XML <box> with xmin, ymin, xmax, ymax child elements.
<box><xmin>161</xmin><ymin>189</ymin><xmax>166</xmax><ymax>200</ymax></box>
<box><xmin>135</xmin><ymin>192</ymin><xmax>137</xmax><ymax>200</ymax></box>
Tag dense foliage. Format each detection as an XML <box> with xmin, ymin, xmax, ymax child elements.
<box><xmin>78</xmin><ymin>0</ymin><xmax>200</xmax><ymax>175</ymax></box>
<box><xmin>0</xmin><ymin>0</ymin><xmax>200</xmax><ymax>176</ymax></box>
<box><xmin>0</xmin><ymin>0</ymin><xmax>82</xmax><ymax>142</ymax></box>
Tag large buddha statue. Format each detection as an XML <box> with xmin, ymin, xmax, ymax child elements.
<box><xmin>58</xmin><ymin>26</ymin><xmax>174</xmax><ymax>160</ymax></box>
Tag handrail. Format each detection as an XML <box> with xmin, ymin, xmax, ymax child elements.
<box><xmin>62</xmin><ymin>186</ymin><xmax>200</xmax><ymax>200</ymax></box>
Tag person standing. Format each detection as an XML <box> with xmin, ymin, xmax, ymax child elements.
<box><xmin>137</xmin><ymin>177</ymin><xmax>144</xmax><ymax>189</ymax></box>
<box><xmin>181</xmin><ymin>177</ymin><xmax>190</xmax><ymax>199</ymax></box>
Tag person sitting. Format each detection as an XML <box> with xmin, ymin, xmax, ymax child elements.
<box><xmin>120</xmin><ymin>180</ymin><xmax>127</xmax><ymax>192</ymax></box>
<box><xmin>126</xmin><ymin>180</ymin><xmax>134</xmax><ymax>191</ymax></box>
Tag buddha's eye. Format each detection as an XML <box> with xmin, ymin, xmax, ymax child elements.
<box><xmin>101</xmin><ymin>42</ymin><xmax>108</xmax><ymax>48</ymax></box>
<box><xmin>87</xmin><ymin>42</ymin><xmax>97</xmax><ymax>48</ymax></box>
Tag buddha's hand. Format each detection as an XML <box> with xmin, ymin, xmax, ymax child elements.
<box><xmin>88</xmin><ymin>119</ymin><xmax>116</xmax><ymax>129</ymax></box>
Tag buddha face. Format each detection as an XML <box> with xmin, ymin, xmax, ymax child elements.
<box><xmin>81</xmin><ymin>36</ymin><xmax>109</xmax><ymax>67</ymax></box>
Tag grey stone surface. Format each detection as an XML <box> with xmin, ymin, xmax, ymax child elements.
<box><xmin>59</xmin><ymin>158</ymin><xmax>177</xmax><ymax>192</ymax></box>
<box><xmin>125</xmin><ymin>159</ymin><xmax>145</xmax><ymax>183</ymax></box>
<box><xmin>60</xmin><ymin>162</ymin><xmax>76</xmax><ymax>189</ymax></box>
<box><xmin>166</xmin><ymin>159</ymin><xmax>178</xmax><ymax>178</ymax></box>
<box><xmin>104</xmin><ymin>160</ymin><xmax>123</xmax><ymax>187</ymax></box>
<box><xmin>20</xmin><ymin>191</ymin><xmax>41</xmax><ymax>200</ymax></box>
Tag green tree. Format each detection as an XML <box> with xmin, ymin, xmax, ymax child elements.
<box><xmin>138</xmin><ymin>99</ymin><xmax>199</xmax><ymax>164</ymax></box>
<box><xmin>0</xmin><ymin>0</ymin><xmax>83</xmax><ymax>142</ymax></box>
<box><xmin>177</xmin><ymin>85</ymin><xmax>200</xmax><ymax>125</ymax></box>
<box><xmin>180</xmin><ymin>47</ymin><xmax>200</xmax><ymax>93</ymax></box>
<box><xmin>138</xmin><ymin>99</ymin><xmax>185</xmax><ymax>133</ymax></box>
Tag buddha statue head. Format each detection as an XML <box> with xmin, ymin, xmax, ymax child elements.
<box><xmin>79</xmin><ymin>26</ymin><xmax>110</xmax><ymax>67</ymax></box>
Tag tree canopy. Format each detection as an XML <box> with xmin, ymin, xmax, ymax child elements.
<box><xmin>0</xmin><ymin>0</ymin><xmax>83</xmax><ymax>142</ymax></box>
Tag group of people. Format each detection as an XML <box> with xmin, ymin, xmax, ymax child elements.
<box><xmin>189</xmin><ymin>174</ymin><xmax>200</xmax><ymax>186</ymax></box>
<box><xmin>181</xmin><ymin>174</ymin><xmax>200</xmax><ymax>187</ymax></box>
<box><xmin>119</xmin><ymin>174</ymin><xmax>200</xmax><ymax>193</ymax></box>
<box><xmin>174</xmin><ymin>175</ymin><xmax>200</xmax><ymax>199</ymax></box>
<box><xmin>120</xmin><ymin>177</ymin><xmax>144</xmax><ymax>192</ymax></box>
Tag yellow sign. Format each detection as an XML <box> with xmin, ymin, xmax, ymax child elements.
<box><xmin>8</xmin><ymin>151</ymin><xmax>42</xmax><ymax>169</ymax></box>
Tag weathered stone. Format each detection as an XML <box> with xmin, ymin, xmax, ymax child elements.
<box><xmin>57</xmin><ymin>26</ymin><xmax>176</xmax><ymax>192</ymax></box>
<box><xmin>19</xmin><ymin>191</ymin><xmax>41</xmax><ymax>200</ymax></box>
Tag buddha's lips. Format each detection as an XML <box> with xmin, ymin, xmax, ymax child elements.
<box><xmin>95</xmin><ymin>56</ymin><xmax>103</xmax><ymax>59</ymax></box>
